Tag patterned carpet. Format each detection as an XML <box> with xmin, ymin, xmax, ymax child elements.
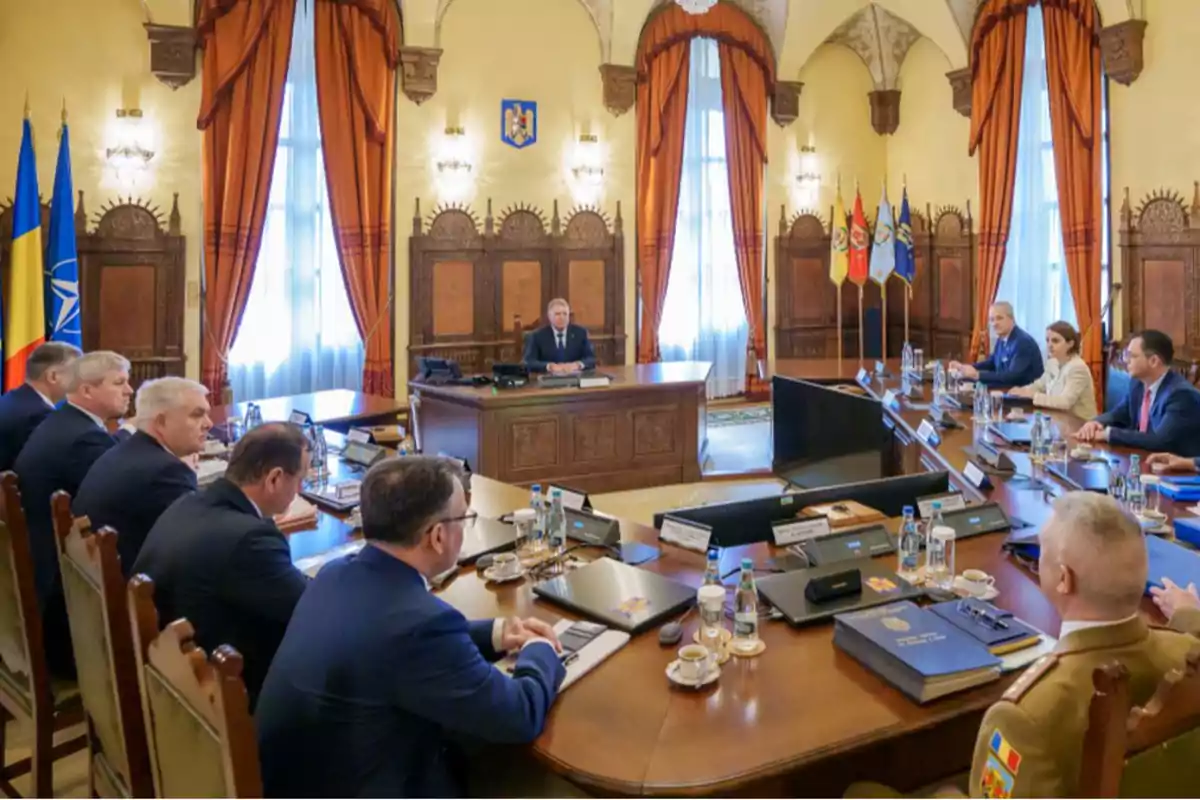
<box><xmin>707</xmin><ymin>405</ymin><xmax>771</xmax><ymax>427</ymax></box>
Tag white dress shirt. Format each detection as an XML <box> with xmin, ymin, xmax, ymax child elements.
<box><xmin>32</xmin><ymin>386</ymin><xmax>53</xmax><ymax>408</ymax></box>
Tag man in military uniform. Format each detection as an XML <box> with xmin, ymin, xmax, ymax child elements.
<box><xmin>967</xmin><ymin>492</ymin><xmax>1199</xmax><ymax>798</ymax></box>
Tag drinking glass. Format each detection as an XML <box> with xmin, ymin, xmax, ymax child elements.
<box><xmin>697</xmin><ymin>585</ymin><xmax>727</xmax><ymax>656</ymax></box>
<box><xmin>1050</xmin><ymin>436</ymin><xmax>1069</xmax><ymax>466</ymax></box>
<box><xmin>1142</xmin><ymin>475</ymin><xmax>1162</xmax><ymax>516</ymax></box>
<box><xmin>990</xmin><ymin>391</ymin><xmax>1005</xmax><ymax>423</ymax></box>
<box><xmin>926</xmin><ymin>527</ymin><xmax>956</xmax><ymax>591</ymax></box>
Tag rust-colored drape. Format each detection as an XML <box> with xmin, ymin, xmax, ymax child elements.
<box><xmin>1043</xmin><ymin>0</ymin><xmax>1104</xmax><ymax>404</ymax></box>
<box><xmin>314</xmin><ymin>0</ymin><xmax>399</xmax><ymax>397</ymax></box>
<box><xmin>198</xmin><ymin>0</ymin><xmax>298</xmax><ymax>396</ymax></box>
<box><xmin>968</xmin><ymin>0</ymin><xmax>1028</xmax><ymax>360</ymax></box>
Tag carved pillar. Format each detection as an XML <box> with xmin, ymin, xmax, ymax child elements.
<box><xmin>771</xmin><ymin>80</ymin><xmax>803</xmax><ymax>127</ymax></box>
<box><xmin>868</xmin><ymin>90</ymin><xmax>900</xmax><ymax>135</ymax></box>
<box><xmin>1100</xmin><ymin>20</ymin><xmax>1148</xmax><ymax>86</ymax></box>
<box><xmin>144</xmin><ymin>24</ymin><xmax>196</xmax><ymax>90</ymax></box>
<box><xmin>399</xmin><ymin>46</ymin><xmax>443</xmax><ymax>105</ymax></box>
<box><xmin>598</xmin><ymin>64</ymin><xmax>636</xmax><ymax>116</ymax></box>
<box><xmin>946</xmin><ymin>67</ymin><xmax>971</xmax><ymax>118</ymax></box>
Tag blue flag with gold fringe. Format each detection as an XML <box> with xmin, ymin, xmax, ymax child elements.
<box><xmin>894</xmin><ymin>187</ymin><xmax>915</xmax><ymax>285</ymax></box>
<box><xmin>45</xmin><ymin>117</ymin><xmax>81</xmax><ymax>347</ymax></box>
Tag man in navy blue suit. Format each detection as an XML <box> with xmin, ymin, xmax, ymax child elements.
<box><xmin>74</xmin><ymin>377</ymin><xmax>212</xmax><ymax>572</ymax></box>
<box><xmin>14</xmin><ymin>350</ymin><xmax>133</xmax><ymax>678</ymax></box>
<box><xmin>949</xmin><ymin>301</ymin><xmax>1044</xmax><ymax>387</ymax></box>
<box><xmin>0</xmin><ymin>342</ymin><xmax>80</xmax><ymax>471</ymax></box>
<box><xmin>256</xmin><ymin>456</ymin><xmax>566</xmax><ymax>798</ymax></box>
<box><xmin>1076</xmin><ymin>330</ymin><xmax>1200</xmax><ymax>455</ymax></box>
<box><xmin>522</xmin><ymin>297</ymin><xmax>597</xmax><ymax>373</ymax></box>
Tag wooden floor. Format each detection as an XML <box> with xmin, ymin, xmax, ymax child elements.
<box><xmin>4</xmin><ymin>719</ymin><xmax>88</xmax><ymax>798</ymax></box>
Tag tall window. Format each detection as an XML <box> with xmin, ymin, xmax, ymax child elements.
<box><xmin>996</xmin><ymin>3</ymin><xmax>1109</xmax><ymax>349</ymax></box>
<box><xmin>658</xmin><ymin>37</ymin><xmax>748</xmax><ymax>398</ymax></box>
<box><xmin>228</xmin><ymin>2</ymin><xmax>363</xmax><ymax>401</ymax></box>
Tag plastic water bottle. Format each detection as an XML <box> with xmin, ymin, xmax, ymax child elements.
<box><xmin>548</xmin><ymin>488</ymin><xmax>566</xmax><ymax>555</ymax></box>
<box><xmin>703</xmin><ymin>547</ymin><xmax>721</xmax><ymax>586</ymax></box>
<box><xmin>897</xmin><ymin>505</ymin><xmax>921</xmax><ymax>583</ymax></box>
<box><xmin>733</xmin><ymin>559</ymin><xmax>759</xmax><ymax>645</ymax></box>
<box><xmin>529</xmin><ymin>484</ymin><xmax>547</xmax><ymax>549</ymax></box>
<box><xmin>925</xmin><ymin>501</ymin><xmax>945</xmax><ymax>568</ymax></box>
<box><xmin>1030</xmin><ymin>413</ymin><xmax>1046</xmax><ymax>466</ymax></box>
<box><xmin>1127</xmin><ymin>455</ymin><xmax>1144</xmax><ymax>516</ymax></box>
<box><xmin>902</xmin><ymin>341</ymin><xmax>914</xmax><ymax>377</ymax></box>
<box><xmin>310</xmin><ymin>424</ymin><xmax>328</xmax><ymax>481</ymax></box>
<box><xmin>933</xmin><ymin>361</ymin><xmax>947</xmax><ymax>403</ymax></box>
<box><xmin>972</xmin><ymin>381</ymin><xmax>988</xmax><ymax>423</ymax></box>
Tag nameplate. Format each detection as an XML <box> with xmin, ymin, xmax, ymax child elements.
<box><xmin>917</xmin><ymin>492</ymin><xmax>967</xmax><ymax>518</ymax></box>
<box><xmin>335</xmin><ymin>481</ymin><xmax>362</xmax><ymax>501</ymax></box>
<box><xmin>550</xmin><ymin>484</ymin><xmax>589</xmax><ymax>511</ymax></box>
<box><xmin>579</xmin><ymin>376</ymin><xmax>612</xmax><ymax>389</ymax></box>
<box><xmin>875</xmin><ymin>361</ymin><xmax>886</xmax><ymax>375</ymax></box>
<box><xmin>289</xmin><ymin>409</ymin><xmax>312</xmax><ymax>427</ymax></box>
<box><xmin>916</xmin><ymin>419</ymin><xmax>941</xmax><ymax>447</ymax></box>
<box><xmin>348</xmin><ymin>427</ymin><xmax>372</xmax><ymax>444</ymax></box>
<box><xmin>881</xmin><ymin>390</ymin><xmax>900</xmax><ymax>411</ymax></box>
<box><xmin>964</xmin><ymin>461</ymin><xmax>992</xmax><ymax>490</ymax></box>
<box><xmin>658</xmin><ymin>515</ymin><xmax>713</xmax><ymax>553</ymax></box>
<box><xmin>772</xmin><ymin>515</ymin><xmax>831</xmax><ymax>547</ymax></box>
<box><xmin>856</xmin><ymin>367</ymin><xmax>869</xmax><ymax>385</ymax></box>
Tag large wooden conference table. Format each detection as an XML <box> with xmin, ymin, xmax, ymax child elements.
<box><xmin>410</xmin><ymin>362</ymin><xmax>711</xmax><ymax>494</ymax></box>
<box><xmin>287</xmin><ymin>368</ymin><xmax>1189</xmax><ymax>796</ymax></box>
<box><xmin>209</xmin><ymin>389</ymin><xmax>405</xmax><ymax>431</ymax></box>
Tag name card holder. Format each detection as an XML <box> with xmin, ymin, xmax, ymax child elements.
<box><xmin>348</xmin><ymin>427</ymin><xmax>374</xmax><ymax>444</ymax></box>
<box><xmin>875</xmin><ymin>361</ymin><xmax>888</xmax><ymax>376</ymax></box>
<box><xmin>881</xmin><ymin>390</ymin><xmax>901</xmax><ymax>411</ymax></box>
<box><xmin>289</xmin><ymin>409</ymin><xmax>313</xmax><ymax>427</ymax></box>
<box><xmin>550</xmin><ymin>483</ymin><xmax>591</xmax><ymax>511</ymax></box>
<box><xmin>659</xmin><ymin>515</ymin><xmax>713</xmax><ymax>553</ymax></box>
<box><xmin>916</xmin><ymin>419</ymin><xmax>941</xmax><ymax>447</ymax></box>
<box><xmin>771</xmin><ymin>515</ymin><xmax>832</xmax><ymax>547</ymax></box>
<box><xmin>964</xmin><ymin>461</ymin><xmax>992</xmax><ymax>490</ymax></box>
<box><xmin>856</xmin><ymin>367</ymin><xmax>870</xmax><ymax>386</ymax></box>
<box><xmin>917</xmin><ymin>492</ymin><xmax>967</xmax><ymax>518</ymax></box>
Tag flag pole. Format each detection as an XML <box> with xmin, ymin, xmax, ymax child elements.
<box><xmin>837</xmin><ymin>283</ymin><xmax>844</xmax><ymax>368</ymax></box>
<box><xmin>857</xmin><ymin>284</ymin><xmax>865</xmax><ymax>363</ymax></box>
<box><xmin>905</xmin><ymin>283</ymin><xmax>911</xmax><ymax>345</ymax></box>
<box><xmin>882</xmin><ymin>281</ymin><xmax>888</xmax><ymax>362</ymax></box>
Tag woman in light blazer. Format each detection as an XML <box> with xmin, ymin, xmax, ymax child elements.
<box><xmin>1009</xmin><ymin>321</ymin><xmax>1098</xmax><ymax>419</ymax></box>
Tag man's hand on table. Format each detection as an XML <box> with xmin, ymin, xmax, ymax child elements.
<box><xmin>1073</xmin><ymin>420</ymin><xmax>1106</xmax><ymax>442</ymax></box>
<box><xmin>1008</xmin><ymin>386</ymin><xmax>1034</xmax><ymax>398</ymax></box>
<box><xmin>498</xmin><ymin>616</ymin><xmax>562</xmax><ymax>652</ymax></box>
<box><xmin>1146</xmin><ymin>453</ymin><xmax>1198</xmax><ymax>473</ymax></box>
<box><xmin>949</xmin><ymin>361</ymin><xmax>978</xmax><ymax>381</ymax></box>
<box><xmin>1150</xmin><ymin>577</ymin><xmax>1200</xmax><ymax>620</ymax></box>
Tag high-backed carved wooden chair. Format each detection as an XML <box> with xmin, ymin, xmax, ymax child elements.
<box><xmin>51</xmin><ymin>491</ymin><xmax>153</xmax><ymax>797</ymax></box>
<box><xmin>127</xmin><ymin>574</ymin><xmax>261</xmax><ymax>798</ymax></box>
<box><xmin>1080</xmin><ymin>648</ymin><xmax>1200</xmax><ymax>797</ymax></box>
<box><xmin>0</xmin><ymin>472</ymin><xmax>86</xmax><ymax>797</ymax></box>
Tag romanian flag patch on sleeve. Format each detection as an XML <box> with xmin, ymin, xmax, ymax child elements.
<box><xmin>989</xmin><ymin>728</ymin><xmax>1022</xmax><ymax>774</ymax></box>
<box><xmin>981</xmin><ymin>754</ymin><xmax>1015</xmax><ymax>799</ymax></box>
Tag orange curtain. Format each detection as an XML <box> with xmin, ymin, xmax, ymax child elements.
<box><xmin>314</xmin><ymin>0</ymin><xmax>399</xmax><ymax>397</ymax></box>
<box><xmin>198</xmin><ymin>0</ymin><xmax>298</xmax><ymax>396</ymax></box>
<box><xmin>968</xmin><ymin>0</ymin><xmax>1030</xmax><ymax>360</ymax></box>
<box><xmin>1042</xmin><ymin>0</ymin><xmax>1104</xmax><ymax>402</ymax></box>
<box><xmin>635</xmin><ymin>2</ymin><xmax>774</xmax><ymax>364</ymax></box>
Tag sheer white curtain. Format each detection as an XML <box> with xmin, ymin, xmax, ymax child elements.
<box><xmin>658</xmin><ymin>37</ymin><xmax>748</xmax><ymax>399</ymax></box>
<box><xmin>995</xmin><ymin>3</ymin><xmax>1075</xmax><ymax>353</ymax></box>
<box><xmin>228</xmin><ymin>2</ymin><xmax>364</xmax><ymax>402</ymax></box>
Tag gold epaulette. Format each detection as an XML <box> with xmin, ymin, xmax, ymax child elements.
<box><xmin>1002</xmin><ymin>653</ymin><xmax>1059</xmax><ymax>702</ymax></box>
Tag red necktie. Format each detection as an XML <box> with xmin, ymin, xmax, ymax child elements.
<box><xmin>1139</xmin><ymin>388</ymin><xmax>1153</xmax><ymax>433</ymax></box>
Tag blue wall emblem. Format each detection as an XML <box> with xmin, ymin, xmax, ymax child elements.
<box><xmin>501</xmin><ymin>99</ymin><xmax>537</xmax><ymax>149</ymax></box>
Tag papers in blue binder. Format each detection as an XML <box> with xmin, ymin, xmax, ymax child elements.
<box><xmin>1158</xmin><ymin>480</ymin><xmax>1200</xmax><ymax>502</ymax></box>
<box><xmin>1157</xmin><ymin>474</ymin><xmax>1200</xmax><ymax>486</ymax></box>
<box><xmin>1145</xmin><ymin>535</ymin><xmax>1200</xmax><ymax>592</ymax></box>
<box><xmin>1173</xmin><ymin>516</ymin><xmax>1200</xmax><ymax>548</ymax></box>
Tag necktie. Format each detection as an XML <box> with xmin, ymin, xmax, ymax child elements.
<box><xmin>1139</xmin><ymin>387</ymin><xmax>1153</xmax><ymax>433</ymax></box>
<box><xmin>556</xmin><ymin>332</ymin><xmax>565</xmax><ymax>360</ymax></box>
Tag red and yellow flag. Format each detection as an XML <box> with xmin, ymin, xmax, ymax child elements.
<box><xmin>5</xmin><ymin>116</ymin><xmax>46</xmax><ymax>390</ymax></box>
<box><xmin>847</xmin><ymin>186</ymin><xmax>869</xmax><ymax>286</ymax></box>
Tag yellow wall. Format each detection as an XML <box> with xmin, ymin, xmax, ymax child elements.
<box><xmin>0</xmin><ymin>0</ymin><xmax>202</xmax><ymax>379</ymax></box>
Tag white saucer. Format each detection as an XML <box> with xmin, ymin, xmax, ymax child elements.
<box><xmin>666</xmin><ymin>660</ymin><xmax>720</xmax><ymax>689</ymax></box>
<box><xmin>483</xmin><ymin>566</ymin><xmax>526</xmax><ymax>583</ymax></box>
<box><xmin>952</xmin><ymin>576</ymin><xmax>999</xmax><ymax>601</ymax></box>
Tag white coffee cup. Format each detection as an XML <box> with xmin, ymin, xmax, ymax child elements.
<box><xmin>960</xmin><ymin>568</ymin><xmax>996</xmax><ymax>598</ymax></box>
<box><xmin>677</xmin><ymin>644</ymin><xmax>715</xmax><ymax>683</ymax></box>
<box><xmin>492</xmin><ymin>552</ymin><xmax>521</xmax><ymax>579</ymax></box>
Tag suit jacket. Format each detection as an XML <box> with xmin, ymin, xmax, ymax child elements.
<box><xmin>131</xmin><ymin>478</ymin><xmax>308</xmax><ymax>705</ymax></box>
<box><xmin>0</xmin><ymin>384</ymin><xmax>54</xmax><ymax>472</ymax></box>
<box><xmin>73</xmin><ymin>430</ymin><xmax>198</xmax><ymax>572</ymax></box>
<box><xmin>972</xmin><ymin>325</ymin><xmax>1044</xmax><ymax>387</ymax></box>
<box><xmin>1023</xmin><ymin>355</ymin><xmax>1098</xmax><ymax>419</ymax></box>
<box><xmin>1095</xmin><ymin>369</ymin><xmax>1200</xmax><ymax>455</ymax></box>
<box><xmin>967</xmin><ymin>611</ymin><xmax>1200</xmax><ymax>798</ymax></box>
<box><xmin>522</xmin><ymin>323</ymin><xmax>596</xmax><ymax>373</ymax></box>
<box><xmin>255</xmin><ymin>547</ymin><xmax>564</xmax><ymax>798</ymax></box>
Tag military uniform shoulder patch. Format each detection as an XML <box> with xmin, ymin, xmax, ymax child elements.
<box><xmin>981</xmin><ymin>753</ymin><xmax>1015</xmax><ymax>798</ymax></box>
<box><xmin>1002</xmin><ymin>653</ymin><xmax>1058</xmax><ymax>702</ymax></box>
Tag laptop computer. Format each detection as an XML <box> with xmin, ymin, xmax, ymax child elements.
<box><xmin>1046</xmin><ymin>460</ymin><xmax>1111</xmax><ymax>493</ymax></box>
<box><xmin>988</xmin><ymin>421</ymin><xmax>1033</xmax><ymax>445</ymax></box>
<box><xmin>532</xmin><ymin>557</ymin><xmax>695</xmax><ymax>634</ymax></box>
<box><xmin>756</xmin><ymin>560</ymin><xmax>924</xmax><ymax>627</ymax></box>
<box><xmin>456</xmin><ymin>516</ymin><xmax>519</xmax><ymax>564</ymax></box>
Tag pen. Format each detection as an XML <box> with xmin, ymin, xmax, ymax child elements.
<box><xmin>561</xmin><ymin>651</ymin><xmax>579</xmax><ymax>667</ymax></box>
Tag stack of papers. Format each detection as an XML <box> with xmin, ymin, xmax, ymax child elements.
<box><xmin>274</xmin><ymin>495</ymin><xmax>319</xmax><ymax>533</ymax></box>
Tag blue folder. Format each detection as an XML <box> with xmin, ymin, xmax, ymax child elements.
<box><xmin>1158</xmin><ymin>480</ymin><xmax>1200</xmax><ymax>501</ymax></box>
<box><xmin>1146</xmin><ymin>535</ymin><xmax>1200</xmax><ymax>590</ymax></box>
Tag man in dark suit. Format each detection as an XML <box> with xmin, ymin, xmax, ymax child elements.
<box><xmin>256</xmin><ymin>456</ymin><xmax>565</xmax><ymax>798</ymax></box>
<box><xmin>1076</xmin><ymin>329</ymin><xmax>1200</xmax><ymax>455</ymax></box>
<box><xmin>74</xmin><ymin>377</ymin><xmax>212</xmax><ymax>572</ymax></box>
<box><xmin>0</xmin><ymin>342</ymin><xmax>80</xmax><ymax>471</ymax></box>
<box><xmin>14</xmin><ymin>350</ymin><xmax>133</xmax><ymax>678</ymax></box>
<box><xmin>949</xmin><ymin>301</ymin><xmax>1044</xmax><ymax>387</ymax></box>
<box><xmin>522</xmin><ymin>297</ymin><xmax>596</xmax><ymax>373</ymax></box>
<box><xmin>132</xmin><ymin>423</ymin><xmax>310</xmax><ymax>705</ymax></box>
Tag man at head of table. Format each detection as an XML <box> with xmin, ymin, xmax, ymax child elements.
<box><xmin>522</xmin><ymin>297</ymin><xmax>596</xmax><ymax>375</ymax></box>
<box><xmin>948</xmin><ymin>301</ymin><xmax>1044</xmax><ymax>387</ymax></box>
<box><xmin>1074</xmin><ymin>329</ymin><xmax>1200</xmax><ymax>456</ymax></box>
<box><xmin>255</xmin><ymin>455</ymin><xmax>567</xmax><ymax>798</ymax></box>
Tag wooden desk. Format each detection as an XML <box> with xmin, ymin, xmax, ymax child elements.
<box><xmin>768</xmin><ymin>357</ymin><xmax>902</xmax><ymax>384</ymax></box>
<box><xmin>411</xmin><ymin>362</ymin><xmax>711</xmax><ymax>493</ymax></box>
<box><xmin>211</xmin><ymin>389</ymin><xmax>405</xmax><ymax>432</ymax></box>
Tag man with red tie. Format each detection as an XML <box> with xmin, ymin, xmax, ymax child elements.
<box><xmin>1075</xmin><ymin>329</ymin><xmax>1200</xmax><ymax>456</ymax></box>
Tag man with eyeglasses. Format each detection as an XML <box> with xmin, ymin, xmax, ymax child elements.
<box><xmin>1074</xmin><ymin>329</ymin><xmax>1200</xmax><ymax>455</ymax></box>
<box><xmin>256</xmin><ymin>455</ymin><xmax>566</xmax><ymax>798</ymax></box>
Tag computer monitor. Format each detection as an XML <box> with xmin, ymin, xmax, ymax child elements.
<box><xmin>772</xmin><ymin>376</ymin><xmax>888</xmax><ymax>489</ymax></box>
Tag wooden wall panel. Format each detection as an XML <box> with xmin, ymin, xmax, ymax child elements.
<box><xmin>568</xmin><ymin>259</ymin><xmax>606</xmax><ymax>328</ymax></box>
<box><xmin>790</xmin><ymin>257</ymin><xmax>826</xmax><ymax>321</ymax></box>
<box><xmin>432</xmin><ymin>260</ymin><xmax>475</xmax><ymax>336</ymax></box>
<box><xmin>1143</xmin><ymin>259</ymin><xmax>1187</xmax><ymax>346</ymax></box>
<box><xmin>98</xmin><ymin>266</ymin><xmax>156</xmax><ymax>352</ymax></box>
<box><xmin>502</xmin><ymin>260</ymin><xmax>542</xmax><ymax>332</ymax></box>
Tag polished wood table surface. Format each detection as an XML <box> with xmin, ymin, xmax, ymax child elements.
<box><xmin>411</xmin><ymin>362</ymin><xmax>711</xmax><ymax>494</ymax></box>
<box><xmin>285</xmin><ymin>371</ymin><xmax>1195</xmax><ymax>796</ymax></box>
<box><xmin>768</xmin><ymin>358</ymin><xmax>902</xmax><ymax>384</ymax></box>
<box><xmin>210</xmin><ymin>389</ymin><xmax>405</xmax><ymax>431</ymax></box>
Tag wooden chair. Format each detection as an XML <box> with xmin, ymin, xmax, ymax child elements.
<box><xmin>127</xmin><ymin>574</ymin><xmax>261</xmax><ymax>798</ymax></box>
<box><xmin>50</xmin><ymin>492</ymin><xmax>153</xmax><ymax>797</ymax></box>
<box><xmin>0</xmin><ymin>472</ymin><xmax>86</xmax><ymax>797</ymax></box>
<box><xmin>1080</xmin><ymin>648</ymin><xmax>1200</xmax><ymax>797</ymax></box>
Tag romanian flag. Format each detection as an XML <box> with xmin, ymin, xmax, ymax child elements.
<box><xmin>829</xmin><ymin>186</ymin><xmax>849</xmax><ymax>286</ymax></box>
<box><xmin>45</xmin><ymin>116</ymin><xmax>81</xmax><ymax>347</ymax></box>
<box><xmin>6</xmin><ymin>117</ymin><xmax>46</xmax><ymax>390</ymax></box>
<box><xmin>894</xmin><ymin>186</ymin><xmax>915</xmax><ymax>285</ymax></box>
<box><xmin>989</xmin><ymin>729</ymin><xmax>1022</xmax><ymax>775</ymax></box>
<box><xmin>847</xmin><ymin>186</ymin><xmax>869</xmax><ymax>286</ymax></box>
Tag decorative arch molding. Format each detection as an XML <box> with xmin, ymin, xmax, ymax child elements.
<box><xmin>433</xmin><ymin>0</ymin><xmax>608</xmax><ymax>59</ymax></box>
<box><xmin>638</xmin><ymin>0</ymin><xmax>779</xmax><ymax>72</ymax></box>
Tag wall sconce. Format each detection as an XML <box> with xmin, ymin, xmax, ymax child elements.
<box><xmin>795</xmin><ymin>145</ymin><xmax>820</xmax><ymax>207</ymax></box>
<box><xmin>106</xmin><ymin>108</ymin><xmax>154</xmax><ymax>171</ymax></box>
<box><xmin>571</xmin><ymin>134</ymin><xmax>604</xmax><ymax>186</ymax></box>
<box><xmin>436</xmin><ymin>126</ymin><xmax>472</xmax><ymax>174</ymax></box>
